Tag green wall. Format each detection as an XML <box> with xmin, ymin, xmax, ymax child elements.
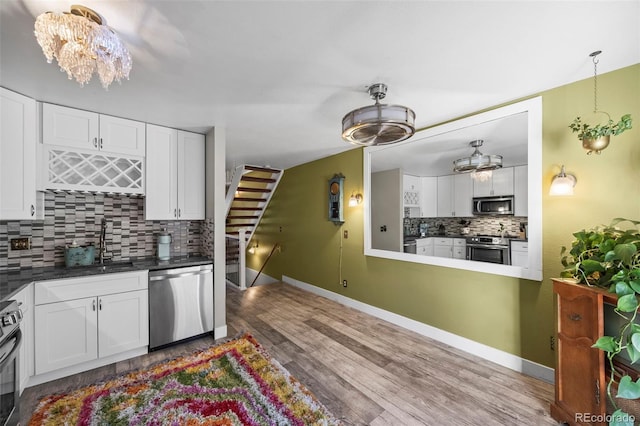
<box><xmin>248</xmin><ymin>64</ymin><xmax>640</xmax><ymax>368</ymax></box>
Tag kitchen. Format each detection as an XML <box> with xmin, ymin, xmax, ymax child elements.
<box><xmin>0</xmin><ymin>89</ymin><xmax>224</xmax><ymax>425</ymax></box>
<box><xmin>368</xmin><ymin>102</ymin><xmax>534</xmax><ymax>275</ymax></box>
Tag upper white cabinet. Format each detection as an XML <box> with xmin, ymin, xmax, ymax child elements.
<box><xmin>437</xmin><ymin>174</ymin><xmax>473</xmax><ymax>217</ymax></box>
<box><xmin>420</xmin><ymin>177</ymin><xmax>437</xmax><ymax>218</ymax></box>
<box><xmin>146</xmin><ymin>125</ymin><xmax>205</xmax><ymax>220</ymax></box>
<box><xmin>42</xmin><ymin>103</ymin><xmax>145</xmax><ymax>156</ymax></box>
<box><xmin>403</xmin><ymin>174</ymin><xmax>420</xmax><ymax>207</ymax></box>
<box><xmin>1</xmin><ymin>87</ymin><xmax>37</xmax><ymax>220</ymax></box>
<box><xmin>473</xmin><ymin>167</ymin><xmax>514</xmax><ymax>197</ymax></box>
<box><xmin>514</xmin><ymin>165</ymin><xmax>528</xmax><ymax>216</ymax></box>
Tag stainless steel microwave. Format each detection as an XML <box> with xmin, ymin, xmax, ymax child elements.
<box><xmin>472</xmin><ymin>196</ymin><xmax>514</xmax><ymax>215</ymax></box>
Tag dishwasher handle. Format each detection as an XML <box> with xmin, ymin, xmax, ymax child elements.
<box><xmin>149</xmin><ymin>264</ymin><xmax>213</xmax><ymax>281</ymax></box>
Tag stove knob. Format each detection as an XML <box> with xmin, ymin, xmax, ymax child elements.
<box><xmin>1</xmin><ymin>315</ymin><xmax>13</xmax><ymax>327</ymax></box>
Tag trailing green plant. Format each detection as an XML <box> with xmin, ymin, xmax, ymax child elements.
<box><xmin>569</xmin><ymin>114</ymin><xmax>633</xmax><ymax>140</ymax></box>
<box><xmin>561</xmin><ymin>218</ymin><xmax>640</xmax><ymax>426</ymax></box>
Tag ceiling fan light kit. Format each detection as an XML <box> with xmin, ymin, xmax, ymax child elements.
<box><xmin>453</xmin><ymin>140</ymin><xmax>503</xmax><ymax>174</ymax></box>
<box><xmin>341</xmin><ymin>83</ymin><xmax>416</xmax><ymax>146</ymax></box>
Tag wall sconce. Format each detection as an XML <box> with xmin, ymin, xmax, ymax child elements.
<box><xmin>348</xmin><ymin>192</ymin><xmax>363</xmax><ymax>207</ymax></box>
<box><xmin>248</xmin><ymin>241</ymin><xmax>258</xmax><ymax>254</ymax></box>
<box><xmin>549</xmin><ymin>165</ymin><xmax>577</xmax><ymax>196</ymax></box>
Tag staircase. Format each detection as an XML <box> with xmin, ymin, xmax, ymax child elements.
<box><xmin>225</xmin><ymin>165</ymin><xmax>283</xmax><ymax>288</ymax></box>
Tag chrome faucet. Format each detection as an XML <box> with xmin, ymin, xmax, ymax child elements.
<box><xmin>99</xmin><ymin>217</ymin><xmax>108</xmax><ymax>264</ymax></box>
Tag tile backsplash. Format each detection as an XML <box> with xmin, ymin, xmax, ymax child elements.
<box><xmin>0</xmin><ymin>192</ymin><xmax>207</xmax><ymax>271</ymax></box>
<box><xmin>403</xmin><ymin>215</ymin><xmax>527</xmax><ymax>237</ymax></box>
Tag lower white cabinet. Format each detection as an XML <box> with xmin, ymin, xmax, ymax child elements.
<box><xmin>13</xmin><ymin>284</ymin><xmax>33</xmax><ymax>394</ymax></box>
<box><xmin>416</xmin><ymin>238</ymin><xmax>433</xmax><ymax>256</ymax></box>
<box><xmin>34</xmin><ymin>271</ymin><xmax>148</xmax><ymax>375</ymax></box>
<box><xmin>453</xmin><ymin>238</ymin><xmax>467</xmax><ymax>260</ymax></box>
<box><xmin>433</xmin><ymin>237</ymin><xmax>453</xmax><ymax>258</ymax></box>
<box><xmin>511</xmin><ymin>240</ymin><xmax>529</xmax><ymax>267</ymax></box>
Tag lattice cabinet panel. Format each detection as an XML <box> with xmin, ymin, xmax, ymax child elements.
<box><xmin>43</xmin><ymin>146</ymin><xmax>144</xmax><ymax>194</ymax></box>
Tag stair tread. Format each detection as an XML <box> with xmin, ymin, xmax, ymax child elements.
<box><xmin>241</xmin><ymin>176</ymin><xmax>277</xmax><ymax>183</ymax></box>
<box><xmin>245</xmin><ymin>165</ymin><xmax>281</xmax><ymax>174</ymax></box>
<box><xmin>233</xmin><ymin>197</ymin><xmax>268</xmax><ymax>202</ymax></box>
<box><xmin>226</xmin><ymin>223</ymin><xmax>257</xmax><ymax>227</ymax></box>
<box><xmin>227</xmin><ymin>215</ymin><xmax>260</xmax><ymax>219</ymax></box>
<box><xmin>237</xmin><ymin>187</ymin><xmax>272</xmax><ymax>193</ymax></box>
<box><xmin>229</xmin><ymin>207</ymin><xmax>262</xmax><ymax>211</ymax></box>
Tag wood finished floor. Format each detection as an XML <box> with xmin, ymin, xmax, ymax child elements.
<box><xmin>21</xmin><ymin>282</ymin><xmax>557</xmax><ymax>425</ymax></box>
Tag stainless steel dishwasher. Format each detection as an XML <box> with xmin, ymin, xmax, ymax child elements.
<box><xmin>149</xmin><ymin>264</ymin><xmax>213</xmax><ymax>350</ymax></box>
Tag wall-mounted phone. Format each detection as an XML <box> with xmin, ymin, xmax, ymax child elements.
<box><xmin>328</xmin><ymin>174</ymin><xmax>344</xmax><ymax>225</ymax></box>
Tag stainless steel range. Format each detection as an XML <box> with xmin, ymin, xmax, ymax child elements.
<box><xmin>466</xmin><ymin>235</ymin><xmax>511</xmax><ymax>265</ymax></box>
<box><xmin>0</xmin><ymin>300</ymin><xmax>22</xmax><ymax>426</ymax></box>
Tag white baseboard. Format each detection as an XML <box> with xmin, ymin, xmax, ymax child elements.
<box><xmin>282</xmin><ymin>275</ymin><xmax>554</xmax><ymax>384</ymax></box>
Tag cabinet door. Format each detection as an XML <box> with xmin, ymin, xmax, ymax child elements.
<box><xmin>420</xmin><ymin>177</ymin><xmax>437</xmax><ymax>218</ymax></box>
<box><xmin>42</xmin><ymin>103</ymin><xmax>99</xmax><ymax>150</ymax></box>
<box><xmin>14</xmin><ymin>284</ymin><xmax>33</xmax><ymax>393</ymax></box>
<box><xmin>436</xmin><ymin>175</ymin><xmax>454</xmax><ymax>217</ymax></box>
<box><xmin>99</xmin><ymin>114</ymin><xmax>146</xmax><ymax>156</ymax></box>
<box><xmin>34</xmin><ymin>297</ymin><xmax>98</xmax><ymax>374</ymax></box>
<box><xmin>0</xmin><ymin>88</ymin><xmax>36</xmax><ymax>220</ymax></box>
<box><xmin>514</xmin><ymin>165</ymin><xmax>528</xmax><ymax>216</ymax></box>
<box><xmin>491</xmin><ymin>167</ymin><xmax>514</xmax><ymax>196</ymax></box>
<box><xmin>472</xmin><ymin>176</ymin><xmax>492</xmax><ymax>197</ymax></box>
<box><xmin>403</xmin><ymin>174</ymin><xmax>420</xmax><ymax>207</ymax></box>
<box><xmin>552</xmin><ymin>281</ymin><xmax>605</xmax><ymax>422</ymax></box>
<box><xmin>98</xmin><ymin>290</ymin><xmax>149</xmax><ymax>358</ymax></box>
<box><xmin>434</xmin><ymin>245</ymin><xmax>452</xmax><ymax>258</ymax></box>
<box><xmin>145</xmin><ymin>124</ymin><xmax>178</xmax><ymax>220</ymax></box>
<box><xmin>177</xmin><ymin>130</ymin><xmax>205</xmax><ymax>220</ymax></box>
<box><xmin>453</xmin><ymin>174</ymin><xmax>473</xmax><ymax>217</ymax></box>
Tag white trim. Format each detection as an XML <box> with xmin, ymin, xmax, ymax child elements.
<box><xmin>282</xmin><ymin>275</ymin><xmax>554</xmax><ymax>384</ymax></box>
<box><xmin>214</xmin><ymin>325</ymin><xmax>228</xmax><ymax>340</ymax></box>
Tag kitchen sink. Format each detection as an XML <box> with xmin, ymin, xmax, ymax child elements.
<box><xmin>68</xmin><ymin>261</ymin><xmax>135</xmax><ymax>273</ymax></box>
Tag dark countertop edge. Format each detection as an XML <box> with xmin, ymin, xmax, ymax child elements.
<box><xmin>0</xmin><ymin>256</ymin><xmax>213</xmax><ymax>302</ymax></box>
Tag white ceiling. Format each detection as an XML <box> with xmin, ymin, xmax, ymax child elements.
<box><xmin>1</xmin><ymin>1</ymin><xmax>639</xmax><ymax>171</ymax></box>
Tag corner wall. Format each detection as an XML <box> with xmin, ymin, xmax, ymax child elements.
<box><xmin>248</xmin><ymin>64</ymin><xmax>640</xmax><ymax>368</ymax></box>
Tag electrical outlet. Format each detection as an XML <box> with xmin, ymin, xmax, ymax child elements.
<box><xmin>10</xmin><ymin>237</ymin><xmax>30</xmax><ymax>250</ymax></box>
<box><xmin>342</xmin><ymin>279</ymin><xmax>347</xmax><ymax>287</ymax></box>
<box><xmin>550</xmin><ymin>335</ymin><xmax>555</xmax><ymax>351</ymax></box>
<box><xmin>343</xmin><ymin>230</ymin><xmax>348</xmax><ymax>239</ymax></box>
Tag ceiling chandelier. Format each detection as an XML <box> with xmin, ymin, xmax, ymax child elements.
<box><xmin>34</xmin><ymin>5</ymin><xmax>132</xmax><ymax>89</ymax></box>
<box><xmin>341</xmin><ymin>83</ymin><xmax>416</xmax><ymax>146</ymax></box>
<box><xmin>453</xmin><ymin>140</ymin><xmax>503</xmax><ymax>179</ymax></box>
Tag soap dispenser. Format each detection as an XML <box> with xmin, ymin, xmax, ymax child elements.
<box><xmin>157</xmin><ymin>228</ymin><xmax>171</xmax><ymax>261</ymax></box>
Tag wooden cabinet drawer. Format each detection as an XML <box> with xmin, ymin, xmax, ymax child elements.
<box><xmin>511</xmin><ymin>241</ymin><xmax>528</xmax><ymax>251</ymax></box>
<box><xmin>35</xmin><ymin>271</ymin><xmax>148</xmax><ymax>305</ymax></box>
<box><xmin>453</xmin><ymin>238</ymin><xmax>466</xmax><ymax>247</ymax></box>
<box><xmin>434</xmin><ymin>238</ymin><xmax>452</xmax><ymax>246</ymax></box>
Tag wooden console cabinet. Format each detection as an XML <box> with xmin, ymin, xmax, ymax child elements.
<box><xmin>551</xmin><ymin>278</ymin><xmax>619</xmax><ymax>426</ymax></box>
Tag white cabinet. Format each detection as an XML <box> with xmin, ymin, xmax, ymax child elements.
<box><xmin>145</xmin><ymin>125</ymin><xmax>205</xmax><ymax>220</ymax></box>
<box><xmin>1</xmin><ymin>87</ymin><xmax>37</xmax><ymax>220</ymax></box>
<box><xmin>473</xmin><ymin>167</ymin><xmax>514</xmax><ymax>197</ymax></box>
<box><xmin>34</xmin><ymin>271</ymin><xmax>148</xmax><ymax>375</ymax></box>
<box><xmin>420</xmin><ymin>177</ymin><xmax>437</xmax><ymax>218</ymax></box>
<box><xmin>453</xmin><ymin>238</ymin><xmax>467</xmax><ymax>260</ymax></box>
<box><xmin>416</xmin><ymin>238</ymin><xmax>433</xmax><ymax>256</ymax></box>
<box><xmin>437</xmin><ymin>174</ymin><xmax>473</xmax><ymax>217</ymax></box>
<box><xmin>511</xmin><ymin>240</ymin><xmax>528</xmax><ymax>267</ymax></box>
<box><xmin>42</xmin><ymin>103</ymin><xmax>145</xmax><ymax>156</ymax></box>
<box><xmin>14</xmin><ymin>284</ymin><xmax>33</xmax><ymax>394</ymax></box>
<box><xmin>403</xmin><ymin>174</ymin><xmax>420</xmax><ymax>207</ymax></box>
<box><xmin>433</xmin><ymin>238</ymin><xmax>453</xmax><ymax>258</ymax></box>
<box><xmin>514</xmin><ymin>165</ymin><xmax>528</xmax><ymax>216</ymax></box>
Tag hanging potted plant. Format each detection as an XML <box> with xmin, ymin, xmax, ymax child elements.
<box><xmin>568</xmin><ymin>51</ymin><xmax>633</xmax><ymax>155</ymax></box>
<box><xmin>561</xmin><ymin>218</ymin><xmax>640</xmax><ymax>426</ymax></box>
<box><xmin>569</xmin><ymin>114</ymin><xmax>633</xmax><ymax>154</ymax></box>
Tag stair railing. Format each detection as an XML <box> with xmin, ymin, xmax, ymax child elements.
<box><xmin>250</xmin><ymin>243</ymin><xmax>281</xmax><ymax>288</ymax></box>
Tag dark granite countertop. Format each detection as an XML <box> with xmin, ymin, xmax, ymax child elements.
<box><xmin>0</xmin><ymin>256</ymin><xmax>213</xmax><ymax>302</ymax></box>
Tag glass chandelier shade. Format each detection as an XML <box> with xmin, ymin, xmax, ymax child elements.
<box><xmin>453</xmin><ymin>140</ymin><xmax>503</xmax><ymax>173</ymax></box>
<box><xmin>34</xmin><ymin>5</ymin><xmax>132</xmax><ymax>89</ymax></box>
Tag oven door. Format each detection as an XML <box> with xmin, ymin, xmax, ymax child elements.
<box><xmin>0</xmin><ymin>329</ymin><xmax>21</xmax><ymax>426</ymax></box>
<box><xmin>467</xmin><ymin>245</ymin><xmax>510</xmax><ymax>265</ymax></box>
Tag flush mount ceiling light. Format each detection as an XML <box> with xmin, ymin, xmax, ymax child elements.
<box><xmin>34</xmin><ymin>4</ymin><xmax>132</xmax><ymax>89</ymax></box>
<box><xmin>453</xmin><ymin>140</ymin><xmax>503</xmax><ymax>175</ymax></box>
<box><xmin>341</xmin><ymin>83</ymin><xmax>416</xmax><ymax>146</ymax></box>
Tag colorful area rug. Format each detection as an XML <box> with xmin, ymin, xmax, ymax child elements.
<box><xmin>29</xmin><ymin>333</ymin><xmax>340</xmax><ymax>425</ymax></box>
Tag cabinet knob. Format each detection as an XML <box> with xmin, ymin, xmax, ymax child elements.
<box><xmin>99</xmin><ymin>299</ymin><xmax>102</xmax><ymax>310</ymax></box>
<box><xmin>92</xmin><ymin>300</ymin><xmax>96</xmax><ymax>311</ymax></box>
<box><xmin>93</xmin><ymin>137</ymin><xmax>98</xmax><ymax>148</ymax></box>
<box><xmin>178</xmin><ymin>208</ymin><xmax>181</xmax><ymax>218</ymax></box>
<box><xmin>99</xmin><ymin>138</ymin><xmax>103</xmax><ymax>150</ymax></box>
<box><xmin>31</xmin><ymin>204</ymin><xmax>35</xmax><ymax>216</ymax></box>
